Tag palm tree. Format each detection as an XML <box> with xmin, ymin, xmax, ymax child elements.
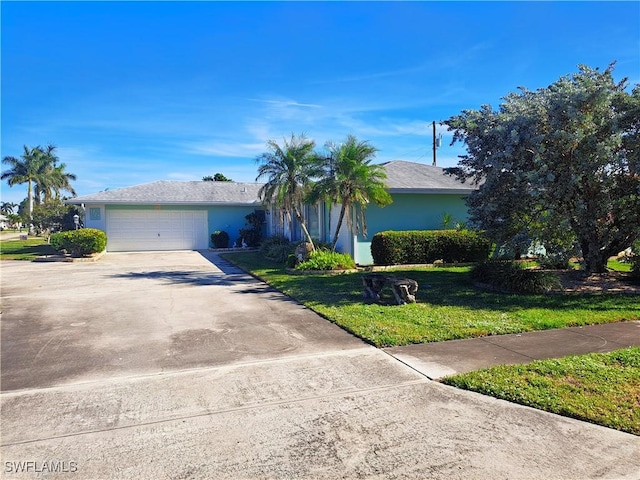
<box><xmin>2</xmin><ymin>145</ymin><xmax>76</xmax><ymax>219</ymax></box>
<box><xmin>0</xmin><ymin>202</ymin><xmax>17</xmax><ymax>215</ymax></box>
<box><xmin>36</xmin><ymin>148</ymin><xmax>77</xmax><ymax>202</ymax></box>
<box><xmin>2</xmin><ymin>145</ymin><xmax>48</xmax><ymax>220</ymax></box>
<box><xmin>256</xmin><ymin>134</ymin><xmax>322</xmax><ymax>248</ymax></box>
<box><xmin>309</xmin><ymin>135</ymin><xmax>392</xmax><ymax>250</ymax></box>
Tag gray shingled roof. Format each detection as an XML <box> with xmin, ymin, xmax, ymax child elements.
<box><xmin>381</xmin><ymin>160</ymin><xmax>478</xmax><ymax>193</ymax></box>
<box><xmin>68</xmin><ymin>161</ymin><xmax>477</xmax><ymax>205</ymax></box>
<box><xmin>69</xmin><ymin>181</ymin><xmax>264</xmax><ymax>205</ymax></box>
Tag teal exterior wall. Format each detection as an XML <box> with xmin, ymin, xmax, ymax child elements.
<box><xmin>104</xmin><ymin>204</ymin><xmax>261</xmax><ymax>247</ymax></box>
<box><xmin>207</xmin><ymin>206</ymin><xmax>264</xmax><ymax>246</ymax></box>
<box><xmin>354</xmin><ymin>193</ymin><xmax>470</xmax><ymax>265</ymax></box>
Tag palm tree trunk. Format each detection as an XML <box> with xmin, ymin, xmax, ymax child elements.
<box><xmin>292</xmin><ymin>205</ymin><xmax>315</xmax><ymax>250</ymax></box>
<box><xmin>27</xmin><ymin>179</ymin><xmax>34</xmax><ymax>220</ymax></box>
<box><xmin>331</xmin><ymin>204</ymin><xmax>347</xmax><ymax>251</ymax></box>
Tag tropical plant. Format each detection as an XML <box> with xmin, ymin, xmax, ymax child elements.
<box><xmin>295</xmin><ymin>249</ymin><xmax>356</xmax><ymax>271</ymax></box>
<box><xmin>34</xmin><ymin>146</ymin><xmax>76</xmax><ymax>203</ymax></box>
<box><xmin>237</xmin><ymin>211</ymin><xmax>264</xmax><ymax>247</ymax></box>
<box><xmin>308</xmin><ymin>135</ymin><xmax>392</xmax><ymax>250</ymax></box>
<box><xmin>2</xmin><ymin>145</ymin><xmax>76</xmax><ymax>220</ymax></box>
<box><xmin>445</xmin><ymin>63</ymin><xmax>640</xmax><ymax>274</ymax></box>
<box><xmin>255</xmin><ymin>134</ymin><xmax>322</xmax><ymax>249</ymax></box>
<box><xmin>0</xmin><ymin>202</ymin><xmax>17</xmax><ymax>215</ymax></box>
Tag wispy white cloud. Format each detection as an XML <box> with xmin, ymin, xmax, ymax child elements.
<box><xmin>247</xmin><ymin>98</ymin><xmax>322</xmax><ymax>109</ymax></box>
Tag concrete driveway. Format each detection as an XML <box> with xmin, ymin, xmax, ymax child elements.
<box><xmin>1</xmin><ymin>251</ymin><xmax>638</xmax><ymax>479</ymax></box>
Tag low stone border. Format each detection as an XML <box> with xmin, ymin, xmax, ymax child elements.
<box><xmin>34</xmin><ymin>250</ymin><xmax>107</xmax><ymax>263</ymax></box>
<box><xmin>285</xmin><ymin>268</ymin><xmax>359</xmax><ymax>275</ymax></box>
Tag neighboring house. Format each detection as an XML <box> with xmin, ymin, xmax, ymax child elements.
<box><xmin>69</xmin><ymin>161</ymin><xmax>478</xmax><ymax>262</ymax></box>
<box><xmin>68</xmin><ymin>181</ymin><xmax>265</xmax><ymax>252</ymax></box>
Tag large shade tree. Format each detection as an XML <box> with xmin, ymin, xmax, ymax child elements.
<box><xmin>308</xmin><ymin>135</ymin><xmax>392</xmax><ymax>250</ymax></box>
<box><xmin>256</xmin><ymin>134</ymin><xmax>322</xmax><ymax>248</ymax></box>
<box><xmin>445</xmin><ymin>64</ymin><xmax>640</xmax><ymax>273</ymax></box>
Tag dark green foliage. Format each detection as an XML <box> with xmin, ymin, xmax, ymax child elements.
<box><xmin>631</xmin><ymin>239</ymin><xmax>640</xmax><ymax>280</ymax></box>
<box><xmin>260</xmin><ymin>235</ymin><xmax>294</xmax><ymax>263</ymax></box>
<box><xmin>371</xmin><ymin>230</ymin><xmax>491</xmax><ymax>265</ymax></box>
<box><xmin>471</xmin><ymin>260</ymin><xmax>562</xmax><ymax>294</ymax></box>
<box><xmin>295</xmin><ymin>249</ymin><xmax>356</xmax><ymax>271</ymax></box>
<box><xmin>50</xmin><ymin>228</ymin><xmax>107</xmax><ymax>256</ymax></box>
<box><xmin>237</xmin><ymin>211</ymin><xmax>265</xmax><ymax>247</ymax></box>
<box><xmin>211</xmin><ymin>230</ymin><xmax>230</xmax><ymax>248</ymax></box>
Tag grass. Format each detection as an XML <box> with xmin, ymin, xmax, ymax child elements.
<box><xmin>0</xmin><ymin>237</ymin><xmax>57</xmax><ymax>260</ymax></box>
<box><xmin>223</xmin><ymin>252</ymin><xmax>640</xmax><ymax>347</ymax></box>
<box><xmin>441</xmin><ymin>347</ymin><xmax>640</xmax><ymax>435</ymax></box>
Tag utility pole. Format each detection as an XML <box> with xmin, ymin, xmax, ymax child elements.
<box><xmin>432</xmin><ymin>121</ymin><xmax>437</xmax><ymax>166</ymax></box>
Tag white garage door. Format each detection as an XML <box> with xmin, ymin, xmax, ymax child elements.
<box><xmin>106</xmin><ymin>209</ymin><xmax>208</xmax><ymax>252</ymax></box>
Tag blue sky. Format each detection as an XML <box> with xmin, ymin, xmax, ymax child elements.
<box><xmin>2</xmin><ymin>1</ymin><xmax>639</xmax><ymax>205</ymax></box>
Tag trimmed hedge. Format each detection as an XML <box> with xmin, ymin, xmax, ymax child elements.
<box><xmin>371</xmin><ymin>230</ymin><xmax>491</xmax><ymax>265</ymax></box>
<box><xmin>50</xmin><ymin>228</ymin><xmax>107</xmax><ymax>256</ymax></box>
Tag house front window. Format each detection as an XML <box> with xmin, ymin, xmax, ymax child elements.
<box><xmin>305</xmin><ymin>204</ymin><xmax>321</xmax><ymax>241</ymax></box>
<box><xmin>89</xmin><ymin>208</ymin><xmax>101</xmax><ymax>221</ymax></box>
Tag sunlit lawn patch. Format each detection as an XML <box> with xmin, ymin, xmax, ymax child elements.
<box><xmin>223</xmin><ymin>252</ymin><xmax>640</xmax><ymax>347</ymax></box>
<box><xmin>441</xmin><ymin>347</ymin><xmax>640</xmax><ymax>435</ymax></box>
<box><xmin>0</xmin><ymin>238</ymin><xmax>57</xmax><ymax>260</ymax></box>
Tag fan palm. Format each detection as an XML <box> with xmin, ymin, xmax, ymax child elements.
<box><xmin>309</xmin><ymin>135</ymin><xmax>392</xmax><ymax>250</ymax></box>
<box><xmin>256</xmin><ymin>134</ymin><xmax>322</xmax><ymax>248</ymax></box>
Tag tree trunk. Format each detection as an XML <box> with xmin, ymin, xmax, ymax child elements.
<box><xmin>331</xmin><ymin>204</ymin><xmax>347</xmax><ymax>251</ymax></box>
<box><xmin>292</xmin><ymin>205</ymin><xmax>315</xmax><ymax>250</ymax></box>
<box><xmin>27</xmin><ymin>179</ymin><xmax>34</xmax><ymax>221</ymax></box>
<box><xmin>580</xmin><ymin>239</ymin><xmax>608</xmax><ymax>274</ymax></box>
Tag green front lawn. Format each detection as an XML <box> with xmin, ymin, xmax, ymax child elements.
<box><xmin>442</xmin><ymin>347</ymin><xmax>640</xmax><ymax>435</ymax></box>
<box><xmin>0</xmin><ymin>237</ymin><xmax>57</xmax><ymax>260</ymax></box>
<box><xmin>223</xmin><ymin>252</ymin><xmax>640</xmax><ymax>347</ymax></box>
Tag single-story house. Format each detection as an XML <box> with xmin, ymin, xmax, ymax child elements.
<box><xmin>69</xmin><ymin>160</ymin><xmax>479</xmax><ymax>264</ymax></box>
<box><xmin>69</xmin><ymin>181</ymin><xmax>265</xmax><ymax>252</ymax></box>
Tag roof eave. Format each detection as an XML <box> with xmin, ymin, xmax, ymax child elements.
<box><xmin>386</xmin><ymin>188</ymin><xmax>476</xmax><ymax>195</ymax></box>
<box><xmin>66</xmin><ymin>199</ymin><xmax>264</xmax><ymax>206</ymax></box>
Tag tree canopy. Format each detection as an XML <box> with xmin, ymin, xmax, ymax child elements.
<box><xmin>203</xmin><ymin>173</ymin><xmax>233</xmax><ymax>182</ymax></box>
<box><xmin>445</xmin><ymin>64</ymin><xmax>640</xmax><ymax>273</ymax></box>
<box><xmin>308</xmin><ymin>135</ymin><xmax>392</xmax><ymax>249</ymax></box>
<box><xmin>255</xmin><ymin>134</ymin><xmax>323</xmax><ymax>248</ymax></box>
<box><xmin>2</xmin><ymin>145</ymin><xmax>77</xmax><ymax>221</ymax></box>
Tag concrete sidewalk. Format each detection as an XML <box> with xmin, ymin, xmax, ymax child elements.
<box><xmin>385</xmin><ymin>320</ymin><xmax>640</xmax><ymax>379</ymax></box>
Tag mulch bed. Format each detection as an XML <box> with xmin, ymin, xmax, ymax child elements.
<box><xmin>556</xmin><ymin>270</ymin><xmax>640</xmax><ymax>294</ymax></box>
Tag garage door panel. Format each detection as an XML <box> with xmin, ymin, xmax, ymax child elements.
<box><xmin>106</xmin><ymin>210</ymin><xmax>208</xmax><ymax>252</ymax></box>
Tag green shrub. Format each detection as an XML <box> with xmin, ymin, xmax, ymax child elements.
<box><xmin>260</xmin><ymin>236</ymin><xmax>295</xmax><ymax>263</ymax></box>
<box><xmin>49</xmin><ymin>231</ymin><xmax>69</xmax><ymax>251</ymax></box>
<box><xmin>295</xmin><ymin>249</ymin><xmax>356</xmax><ymax>271</ymax></box>
<box><xmin>471</xmin><ymin>260</ymin><xmax>562</xmax><ymax>294</ymax></box>
<box><xmin>370</xmin><ymin>230</ymin><xmax>491</xmax><ymax>265</ymax></box>
<box><xmin>50</xmin><ymin>228</ymin><xmax>107</xmax><ymax>256</ymax></box>
<box><xmin>211</xmin><ymin>230</ymin><xmax>230</xmax><ymax>248</ymax></box>
<box><xmin>237</xmin><ymin>211</ymin><xmax>264</xmax><ymax>247</ymax></box>
<box><xmin>631</xmin><ymin>239</ymin><xmax>640</xmax><ymax>280</ymax></box>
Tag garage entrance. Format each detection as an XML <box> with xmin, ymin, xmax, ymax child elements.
<box><xmin>106</xmin><ymin>209</ymin><xmax>208</xmax><ymax>251</ymax></box>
